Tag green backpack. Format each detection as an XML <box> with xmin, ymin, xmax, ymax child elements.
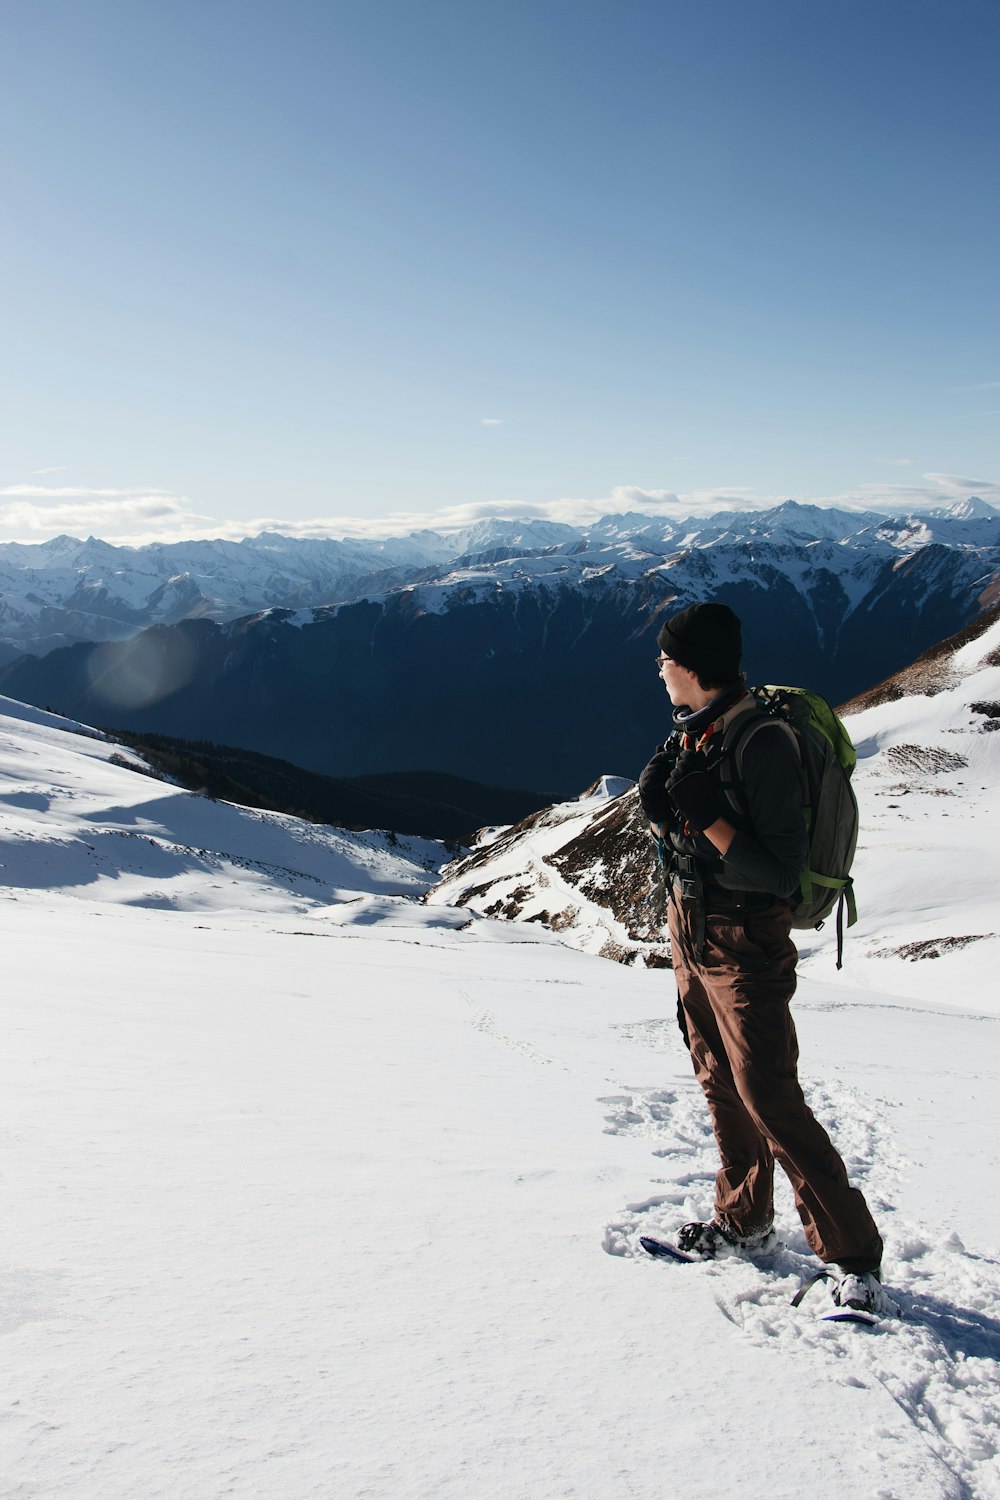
<box><xmin>713</xmin><ymin>686</ymin><xmax>859</xmax><ymax>966</ymax></box>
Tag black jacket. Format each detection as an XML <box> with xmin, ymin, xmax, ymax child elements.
<box><xmin>638</xmin><ymin>717</ymin><xmax>807</xmax><ymax>902</ymax></box>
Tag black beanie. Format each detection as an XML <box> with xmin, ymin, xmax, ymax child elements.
<box><xmin>657</xmin><ymin>602</ymin><xmax>743</xmax><ymax>682</ymax></box>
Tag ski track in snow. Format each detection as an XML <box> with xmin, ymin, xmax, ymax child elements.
<box><xmin>458</xmin><ymin>987</ymin><xmax>567</xmax><ymax>1070</ymax></box>
<box><xmin>600</xmin><ymin>1031</ymin><xmax>1000</xmax><ymax>1500</ymax></box>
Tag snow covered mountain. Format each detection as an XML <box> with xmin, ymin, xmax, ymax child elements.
<box><xmin>430</xmin><ymin>608</ymin><xmax>1000</xmax><ymax>998</ymax></box>
<box><xmin>0</xmin><ymin>519</ymin><xmax>581</xmax><ymax>660</ymax></box>
<box><xmin>2</xmin><ymin>499</ymin><xmax>998</xmax><ymax>793</ymax></box>
<box><xmin>3</xmin><ymin>640</ymin><xmax>1000</xmax><ymax>1499</ymax></box>
<box><xmin>1</xmin><ymin>498</ymin><xmax>997</xmax><ymax>662</ymax></box>
<box><xmin>0</xmin><ymin>693</ymin><xmax>446</xmax><ymax>913</ymax></box>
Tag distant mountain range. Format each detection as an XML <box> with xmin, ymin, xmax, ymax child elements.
<box><xmin>1</xmin><ymin>498</ymin><xmax>998</xmax><ymax>796</ymax></box>
<box><xmin>1</xmin><ymin>498</ymin><xmax>997</xmax><ymax>661</ymax></box>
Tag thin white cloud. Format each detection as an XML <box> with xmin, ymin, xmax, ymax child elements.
<box><xmin>0</xmin><ymin>484</ymin><xmax>173</xmax><ymax>499</ymax></box>
<box><xmin>816</xmin><ymin>473</ymin><xmax>1000</xmax><ymax>513</ymax></box>
<box><xmin>480</xmin><ymin>418</ymin><xmax>506</xmax><ymax>427</ymax></box>
<box><xmin>0</xmin><ymin>487</ymin><xmax>209</xmax><ymax>545</ymax></box>
<box><xmin>922</xmin><ymin>471</ymin><xmax>999</xmax><ymax>494</ymax></box>
<box><xmin>663</xmin><ymin>487</ymin><xmax>772</xmax><ymax>513</ymax></box>
<box><xmin>609</xmin><ymin>485</ymin><xmax>681</xmax><ymax>510</ymax></box>
<box><xmin>29</xmin><ymin>465</ymin><xmax>70</xmax><ymax>476</ymax></box>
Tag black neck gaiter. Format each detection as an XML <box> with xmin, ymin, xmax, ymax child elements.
<box><xmin>672</xmin><ymin>682</ymin><xmax>747</xmax><ymax>739</ymax></box>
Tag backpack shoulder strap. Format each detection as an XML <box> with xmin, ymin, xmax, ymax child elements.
<box><xmin>713</xmin><ymin>703</ymin><xmax>800</xmax><ymax>817</ymax></box>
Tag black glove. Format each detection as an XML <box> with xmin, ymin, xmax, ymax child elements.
<box><xmin>667</xmin><ymin>770</ymin><xmax>724</xmax><ymax>833</ymax></box>
<box><xmin>637</xmin><ymin>741</ymin><xmax>680</xmax><ymax>824</ymax></box>
<box><xmin>665</xmin><ymin>746</ymin><xmax>708</xmax><ymax>791</ymax></box>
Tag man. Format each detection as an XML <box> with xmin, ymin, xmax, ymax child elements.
<box><xmin>638</xmin><ymin>601</ymin><xmax>892</xmax><ymax>1316</ymax></box>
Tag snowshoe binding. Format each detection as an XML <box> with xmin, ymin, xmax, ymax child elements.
<box><xmin>675</xmin><ymin>1218</ymin><xmax>780</xmax><ymax>1260</ymax></box>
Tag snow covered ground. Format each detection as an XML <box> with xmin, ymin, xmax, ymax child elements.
<box><xmin>2</xmin><ymin>690</ymin><xmax>1000</xmax><ymax>1499</ymax></box>
<box><xmin>799</xmin><ymin>619</ymin><xmax>1000</xmax><ymax>1009</ymax></box>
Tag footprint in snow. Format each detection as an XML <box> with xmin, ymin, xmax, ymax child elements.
<box><xmin>601</xmin><ymin>1074</ymin><xmax>1000</xmax><ymax>1500</ymax></box>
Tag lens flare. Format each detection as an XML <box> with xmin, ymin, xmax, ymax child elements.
<box><xmin>87</xmin><ymin>630</ymin><xmax>197</xmax><ymax>710</ymax></box>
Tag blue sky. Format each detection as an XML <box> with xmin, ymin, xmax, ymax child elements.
<box><xmin>1</xmin><ymin>0</ymin><xmax>997</xmax><ymax>542</ymax></box>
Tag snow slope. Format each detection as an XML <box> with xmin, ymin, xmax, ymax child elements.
<box><xmin>0</xmin><ymin>694</ymin><xmax>442</xmax><ymax>912</ymax></box>
<box><xmin>2</xmin><ymin>696</ymin><xmax>1000</xmax><ymax>1498</ymax></box>
<box><xmin>428</xmin><ymin>776</ymin><xmax>664</xmax><ymax>964</ymax></box>
<box><xmin>807</xmin><ymin>615</ymin><xmax>1000</xmax><ymax>1004</ymax></box>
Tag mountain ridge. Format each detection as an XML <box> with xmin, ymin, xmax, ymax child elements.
<box><xmin>2</xmin><ymin>525</ymin><xmax>998</xmax><ymax>793</ymax></box>
<box><xmin>2</xmin><ymin>497</ymin><xmax>997</xmax><ymax>658</ymax></box>
<box><xmin>2</xmin><ymin>499</ymin><xmax>998</xmax><ymax>794</ymax></box>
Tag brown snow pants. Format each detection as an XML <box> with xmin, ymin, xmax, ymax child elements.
<box><xmin>668</xmin><ymin>889</ymin><xmax>883</xmax><ymax>1273</ymax></box>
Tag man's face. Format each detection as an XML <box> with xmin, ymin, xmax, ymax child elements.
<box><xmin>656</xmin><ymin>652</ymin><xmax>696</xmax><ymax>706</ymax></box>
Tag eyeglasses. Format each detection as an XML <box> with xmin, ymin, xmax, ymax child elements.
<box><xmin>655</xmin><ymin>653</ymin><xmax>673</xmax><ymax>667</ymax></box>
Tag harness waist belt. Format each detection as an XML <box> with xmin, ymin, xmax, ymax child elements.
<box><xmin>700</xmin><ymin>883</ymin><xmax>776</xmax><ymax>911</ymax></box>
